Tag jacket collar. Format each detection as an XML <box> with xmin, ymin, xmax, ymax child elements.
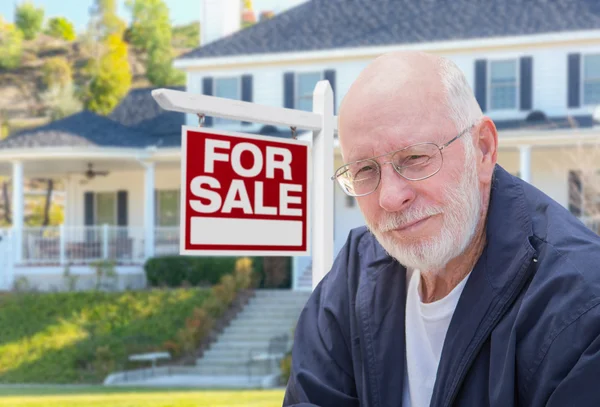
<box><xmin>358</xmin><ymin>164</ymin><xmax>538</xmax><ymax>407</ymax></box>
<box><xmin>430</xmin><ymin>164</ymin><xmax>537</xmax><ymax>407</ymax></box>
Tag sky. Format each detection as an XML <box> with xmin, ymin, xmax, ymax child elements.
<box><xmin>0</xmin><ymin>0</ymin><xmax>309</xmax><ymax>32</ymax></box>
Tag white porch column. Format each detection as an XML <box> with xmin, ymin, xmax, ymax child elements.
<box><xmin>143</xmin><ymin>162</ymin><xmax>155</xmax><ymax>259</ymax></box>
<box><xmin>12</xmin><ymin>161</ymin><xmax>23</xmax><ymax>264</ymax></box>
<box><xmin>519</xmin><ymin>145</ymin><xmax>532</xmax><ymax>184</ymax></box>
<box><xmin>311</xmin><ymin>81</ymin><xmax>335</xmax><ymax>290</ymax></box>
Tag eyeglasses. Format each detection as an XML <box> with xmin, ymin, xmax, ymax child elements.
<box><xmin>331</xmin><ymin>124</ymin><xmax>476</xmax><ymax>197</ymax></box>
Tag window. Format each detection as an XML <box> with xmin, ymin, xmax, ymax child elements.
<box><xmin>96</xmin><ymin>192</ymin><xmax>117</xmax><ymax>225</ymax></box>
<box><xmin>296</xmin><ymin>72</ymin><xmax>322</xmax><ymax>111</ymax></box>
<box><xmin>214</xmin><ymin>77</ymin><xmax>240</xmax><ymax>125</ymax></box>
<box><xmin>583</xmin><ymin>54</ymin><xmax>600</xmax><ymax>106</ymax></box>
<box><xmin>489</xmin><ymin>60</ymin><xmax>518</xmax><ymax>110</ymax></box>
<box><xmin>156</xmin><ymin>189</ymin><xmax>180</xmax><ymax>227</ymax></box>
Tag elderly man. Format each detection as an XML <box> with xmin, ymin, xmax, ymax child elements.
<box><xmin>282</xmin><ymin>51</ymin><xmax>600</xmax><ymax>407</ymax></box>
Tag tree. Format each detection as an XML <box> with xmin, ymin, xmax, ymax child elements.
<box><xmin>14</xmin><ymin>1</ymin><xmax>45</xmax><ymax>40</ymax></box>
<box><xmin>0</xmin><ymin>16</ymin><xmax>24</xmax><ymax>70</ymax></box>
<box><xmin>88</xmin><ymin>0</ymin><xmax>126</xmax><ymax>41</ymax></box>
<box><xmin>125</xmin><ymin>0</ymin><xmax>185</xmax><ymax>86</ymax></box>
<box><xmin>45</xmin><ymin>17</ymin><xmax>77</xmax><ymax>41</ymax></box>
<box><xmin>83</xmin><ymin>33</ymin><xmax>132</xmax><ymax>115</ymax></box>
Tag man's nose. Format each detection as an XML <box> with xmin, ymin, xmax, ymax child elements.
<box><xmin>378</xmin><ymin>164</ymin><xmax>415</xmax><ymax>212</ymax></box>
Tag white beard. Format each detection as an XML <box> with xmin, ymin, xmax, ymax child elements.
<box><xmin>366</xmin><ymin>145</ymin><xmax>482</xmax><ymax>272</ymax></box>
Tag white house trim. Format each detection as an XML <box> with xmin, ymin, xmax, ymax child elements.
<box><xmin>143</xmin><ymin>161</ymin><xmax>156</xmax><ymax>259</ymax></box>
<box><xmin>173</xmin><ymin>30</ymin><xmax>600</xmax><ymax>70</ymax></box>
<box><xmin>12</xmin><ymin>161</ymin><xmax>23</xmax><ymax>264</ymax></box>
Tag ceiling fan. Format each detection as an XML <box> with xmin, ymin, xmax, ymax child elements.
<box><xmin>80</xmin><ymin>163</ymin><xmax>109</xmax><ymax>184</ymax></box>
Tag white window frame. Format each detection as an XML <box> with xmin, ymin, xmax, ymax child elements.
<box><xmin>581</xmin><ymin>53</ymin><xmax>600</xmax><ymax>106</ymax></box>
<box><xmin>295</xmin><ymin>71</ymin><xmax>323</xmax><ymax>111</ymax></box>
<box><xmin>155</xmin><ymin>189</ymin><xmax>180</xmax><ymax>227</ymax></box>
<box><xmin>487</xmin><ymin>58</ymin><xmax>520</xmax><ymax>111</ymax></box>
<box><xmin>95</xmin><ymin>191</ymin><xmax>117</xmax><ymax>225</ymax></box>
<box><xmin>213</xmin><ymin>76</ymin><xmax>242</xmax><ymax>125</ymax></box>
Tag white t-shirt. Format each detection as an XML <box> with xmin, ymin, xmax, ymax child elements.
<box><xmin>402</xmin><ymin>268</ymin><xmax>470</xmax><ymax>407</ymax></box>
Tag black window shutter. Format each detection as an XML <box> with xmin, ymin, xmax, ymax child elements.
<box><xmin>568</xmin><ymin>53</ymin><xmax>581</xmax><ymax>108</ymax></box>
<box><xmin>241</xmin><ymin>75</ymin><xmax>253</xmax><ymax>126</ymax></box>
<box><xmin>474</xmin><ymin>59</ymin><xmax>487</xmax><ymax>112</ymax></box>
<box><xmin>284</xmin><ymin>72</ymin><xmax>295</xmax><ymax>109</ymax></box>
<box><xmin>520</xmin><ymin>56</ymin><xmax>533</xmax><ymax>111</ymax></box>
<box><xmin>568</xmin><ymin>170</ymin><xmax>583</xmax><ymax>216</ymax></box>
<box><xmin>202</xmin><ymin>77</ymin><xmax>214</xmax><ymax>126</ymax></box>
<box><xmin>84</xmin><ymin>192</ymin><xmax>94</xmax><ymax>225</ymax></box>
<box><xmin>324</xmin><ymin>69</ymin><xmax>336</xmax><ymax>114</ymax></box>
<box><xmin>117</xmin><ymin>190</ymin><xmax>128</xmax><ymax>226</ymax></box>
<box><xmin>84</xmin><ymin>192</ymin><xmax>94</xmax><ymax>242</ymax></box>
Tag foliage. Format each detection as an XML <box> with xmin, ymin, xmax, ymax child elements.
<box><xmin>144</xmin><ymin>255</ymin><xmax>263</xmax><ymax>288</ymax></box>
<box><xmin>89</xmin><ymin>0</ymin><xmax>126</xmax><ymax>40</ymax></box>
<box><xmin>82</xmin><ymin>33</ymin><xmax>132</xmax><ymax>115</ymax></box>
<box><xmin>91</xmin><ymin>260</ymin><xmax>118</xmax><ymax>291</ymax></box>
<box><xmin>45</xmin><ymin>17</ymin><xmax>76</xmax><ymax>41</ymax></box>
<box><xmin>0</xmin><ymin>386</ymin><xmax>286</xmax><ymax>406</ymax></box>
<box><xmin>172</xmin><ymin>21</ymin><xmax>200</xmax><ymax>49</ymax></box>
<box><xmin>125</xmin><ymin>0</ymin><xmax>185</xmax><ymax>86</ymax></box>
<box><xmin>42</xmin><ymin>57</ymin><xmax>72</xmax><ymax>90</ymax></box>
<box><xmin>171</xmin><ymin>264</ymin><xmax>255</xmax><ymax>359</ymax></box>
<box><xmin>0</xmin><ymin>17</ymin><xmax>24</xmax><ymax>70</ymax></box>
<box><xmin>40</xmin><ymin>82</ymin><xmax>83</xmax><ymax>120</ymax></box>
<box><xmin>14</xmin><ymin>1</ymin><xmax>45</xmax><ymax>41</ymax></box>
<box><xmin>280</xmin><ymin>352</ymin><xmax>292</xmax><ymax>384</ymax></box>
<box><xmin>0</xmin><ymin>288</ymin><xmax>210</xmax><ymax>383</ymax></box>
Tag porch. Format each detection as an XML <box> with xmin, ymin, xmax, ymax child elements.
<box><xmin>16</xmin><ymin>225</ymin><xmax>180</xmax><ymax>266</ymax></box>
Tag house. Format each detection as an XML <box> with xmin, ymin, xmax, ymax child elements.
<box><xmin>1</xmin><ymin>0</ymin><xmax>600</xmax><ymax>292</ymax></box>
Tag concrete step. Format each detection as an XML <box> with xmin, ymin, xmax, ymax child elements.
<box><xmin>221</xmin><ymin>325</ymin><xmax>295</xmax><ymax>336</ymax></box>
<box><xmin>193</xmin><ymin>363</ymin><xmax>276</xmax><ymax>376</ymax></box>
<box><xmin>202</xmin><ymin>347</ymin><xmax>276</xmax><ymax>361</ymax></box>
<box><xmin>217</xmin><ymin>331</ymin><xmax>293</xmax><ymax>341</ymax></box>
<box><xmin>207</xmin><ymin>339</ymin><xmax>288</xmax><ymax>351</ymax></box>
<box><xmin>233</xmin><ymin>312</ymin><xmax>302</xmax><ymax>322</ymax></box>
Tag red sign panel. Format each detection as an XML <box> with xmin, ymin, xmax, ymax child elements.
<box><xmin>180</xmin><ymin>126</ymin><xmax>311</xmax><ymax>256</ymax></box>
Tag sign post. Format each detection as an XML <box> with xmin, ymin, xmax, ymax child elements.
<box><xmin>152</xmin><ymin>81</ymin><xmax>335</xmax><ymax>290</ymax></box>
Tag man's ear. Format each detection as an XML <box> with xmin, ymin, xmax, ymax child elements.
<box><xmin>475</xmin><ymin>117</ymin><xmax>498</xmax><ymax>183</ymax></box>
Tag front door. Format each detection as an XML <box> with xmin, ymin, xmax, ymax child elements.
<box><xmin>0</xmin><ymin>229</ymin><xmax>14</xmax><ymax>291</ymax></box>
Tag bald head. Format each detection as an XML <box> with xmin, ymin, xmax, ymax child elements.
<box><xmin>338</xmin><ymin>51</ymin><xmax>483</xmax><ymax>162</ymax></box>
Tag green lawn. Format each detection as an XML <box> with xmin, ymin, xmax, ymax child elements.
<box><xmin>0</xmin><ymin>386</ymin><xmax>286</xmax><ymax>407</ymax></box>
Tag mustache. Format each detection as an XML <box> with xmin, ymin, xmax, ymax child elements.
<box><xmin>376</xmin><ymin>206</ymin><xmax>443</xmax><ymax>232</ymax></box>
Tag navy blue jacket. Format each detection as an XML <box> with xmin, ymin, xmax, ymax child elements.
<box><xmin>283</xmin><ymin>165</ymin><xmax>600</xmax><ymax>407</ymax></box>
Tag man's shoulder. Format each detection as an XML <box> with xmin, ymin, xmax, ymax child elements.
<box><xmin>310</xmin><ymin>225</ymin><xmax>393</xmax><ymax>307</ymax></box>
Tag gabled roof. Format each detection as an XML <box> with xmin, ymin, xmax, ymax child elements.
<box><xmin>108</xmin><ymin>85</ymin><xmax>186</xmax><ymax>147</ymax></box>
<box><xmin>0</xmin><ymin>110</ymin><xmax>151</xmax><ymax>149</ymax></box>
<box><xmin>177</xmin><ymin>0</ymin><xmax>600</xmax><ymax>61</ymax></box>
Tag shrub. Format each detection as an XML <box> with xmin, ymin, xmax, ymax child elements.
<box><xmin>45</xmin><ymin>17</ymin><xmax>76</xmax><ymax>41</ymax></box>
<box><xmin>144</xmin><ymin>255</ymin><xmax>263</xmax><ymax>288</ymax></box>
<box><xmin>280</xmin><ymin>352</ymin><xmax>292</xmax><ymax>384</ymax></box>
<box><xmin>0</xmin><ymin>17</ymin><xmax>23</xmax><ymax>70</ymax></box>
<box><xmin>41</xmin><ymin>57</ymin><xmax>72</xmax><ymax>90</ymax></box>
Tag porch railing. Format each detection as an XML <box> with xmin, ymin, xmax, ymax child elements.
<box><xmin>154</xmin><ymin>226</ymin><xmax>180</xmax><ymax>256</ymax></box>
<box><xmin>21</xmin><ymin>225</ymin><xmax>146</xmax><ymax>266</ymax></box>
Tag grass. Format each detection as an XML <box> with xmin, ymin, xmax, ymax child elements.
<box><xmin>0</xmin><ymin>289</ymin><xmax>210</xmax><ymax>383</ymax></box>
<box><xmin>0</xmin><ymin>386</ymin><xmax>286</xmax><ymax>407</ymax></box>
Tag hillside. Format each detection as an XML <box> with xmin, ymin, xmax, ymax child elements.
<box><xmin>0</xmin><ymin>23</ymin><xmax>198</xmax><ymax>137</ymax></box>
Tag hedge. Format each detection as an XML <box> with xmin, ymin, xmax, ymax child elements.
<box><xmin>144</xmin><ymin>255</ymin><xmax>292</xmax><ymax>289</ymax></box>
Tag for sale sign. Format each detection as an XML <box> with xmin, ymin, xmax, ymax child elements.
<box><xmin>180</xmin><ymin>126</ymin><xmax>311</xmax><ymax>256</ymax></box>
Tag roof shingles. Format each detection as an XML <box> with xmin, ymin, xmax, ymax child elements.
<box><xmin>177</xmin><ymin>0</ymin><xmax>600</xmax><ymax>60</ymax></box>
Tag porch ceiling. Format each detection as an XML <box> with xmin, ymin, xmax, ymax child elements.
<box><xmin>0</xmin><ymin>156</ymin><xmax>146</xmax><ymax>178</ymax></box>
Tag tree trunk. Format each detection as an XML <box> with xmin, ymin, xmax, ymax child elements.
<box><xmin>43</xmin><ymin>179</ymin><xmax>54</xmax><ymax>226</ymax></box>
